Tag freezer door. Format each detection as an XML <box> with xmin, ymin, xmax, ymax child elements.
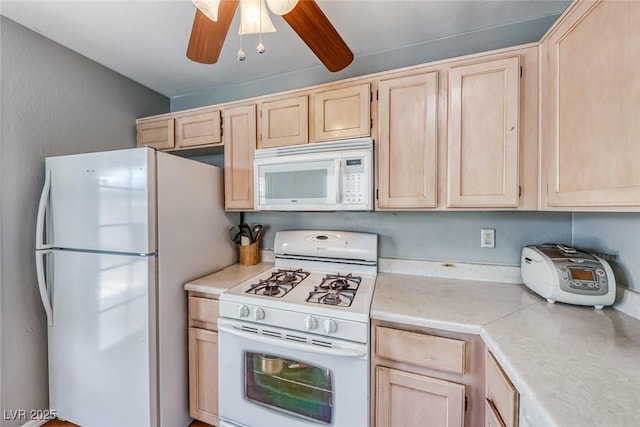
<box><xmin>45</xmin><ymin>147</ymin><xmax>156</xmax><ymax>253</ymax></box>
<box><xmin>47</xmin><ymin>250</ymin><xmax>156</xmax><ymax>427</ymax></box>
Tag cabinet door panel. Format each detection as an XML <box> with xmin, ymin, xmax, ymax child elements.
<box><xmin>378</xmin><ymin>72</ymin><xmax>438</xmax><ymax>209</ymax></box>
<box><xmin>448</xmin><ymin>57</ymin><xmax>520</xmax><ymax>207</ymax></box>
<box><xmin>542</xmin><ymin>0</ymin><xmax>640</xmax><ymax>208</ymax></box>
<box><xmin>260</xmin><ymin>95</ymin><xmax>308</xmax><ymax>148</ymax></box>
<box><xmin>486</xmin><ymin>351</ymin><xmax>518</xmax><ymax>427</ymax></box>
<box><xmin>376</xmin><ymin>367</ymin><xmax>464</xmax><ymax>427</ymax></box>
<box><xmin>314</xmin><ymin>83</ymin><xmax>370</xmax><ymax>141</ymax></box>
<box><xmin>137</xmin><ymin>118</ymin><xmax>174</xmax><ymax>150</ymax></box>
<box><xmin>176</xmin><ymin>110</ymin><xmax>222</xmax><ymax>148</ymax></box>
<box><xmin>189</xmin><ymin>328</ymin><xmax>218</xmax><ymax>425</ymax></box>
<box><xmin>486</xmin><ymin>399</ymin><xmax>508</xmax><ymax>427</ymax></box>
<box><xmin>224</xmin><ymin>105</ymin><xmax>256</xmax><ymax>210</ymax></box>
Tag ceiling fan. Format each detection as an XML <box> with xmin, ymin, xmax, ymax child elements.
<box><xmin>186</xmin><ymin>0</ymin><xmax>354</xmax><ymax>72</ymax></box>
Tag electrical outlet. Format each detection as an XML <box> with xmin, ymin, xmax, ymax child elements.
<box><xmin>481</xmin><ymin>229</ymin><xmax>495</xmax><ymax>248</ymax></box>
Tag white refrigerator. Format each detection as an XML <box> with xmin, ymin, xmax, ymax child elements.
<box><xmin>34</xmin><ymin>147</ymin><xmax>238</xmax><ymax>427</ymax></box>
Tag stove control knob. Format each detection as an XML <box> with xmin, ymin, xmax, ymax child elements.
<box><xmin>254</xmin><ymin>307</ymin><xmax>265</xmax><ymax>321</ymax></box>
<box><xmin>323</xmin><ymin>319</ymin><xmax>338</xmax><ymax>334</ymax></box>
<box><xmin>238</xmin><ymin>305</ymin><xmax>250</xmax><ymax>318</ymax></box>
<box><xmin>304</xmin><ymin>316</ymin><xmax>318</xmax><ymax>330</ymax></box>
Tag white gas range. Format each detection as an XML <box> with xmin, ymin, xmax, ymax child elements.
<box><xmin>218</xmin><ymin>230</ymin><xmax>378</xmax><ymax>427</ymax></box>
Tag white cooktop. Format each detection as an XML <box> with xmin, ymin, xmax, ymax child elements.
<box><xmin>221</xmin><ymin>267</ymin><xmax>377</xmax><ymax>323</ymax></box>
<box><xmin>219</xmin><ymin>230</ymin><xmax>378</xmax><ymax>342</ymax></box>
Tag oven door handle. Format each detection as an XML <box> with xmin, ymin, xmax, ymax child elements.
<box><xmin>218</xmin><ymin>324</ymin><xmax>367</xmax><ymax>358</ymax></box>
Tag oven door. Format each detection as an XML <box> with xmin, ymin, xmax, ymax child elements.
<box><xmin>218</xmin><ymin>318</ymin><xmax>369</xmax><ymax>427</ymax></box>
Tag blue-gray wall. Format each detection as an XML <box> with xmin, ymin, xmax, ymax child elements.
<box><xmin>245</xmin><ymin>211</ymin><xmax>573</xmax><ymax>266</ymax></box>
<box><xmin>572</xmin><ymin>213</ymin><xmax>640</xmax><ymax>292</ymax></box>
<box><xmin>243</xmin><ymin>211</ymin><xmax>639</xmax><ymax>293</ymax></box>
<box><xmin>171</xmin><ymin>14</ymin><xmax>562</xmax><ymax>111</ymax></box>
<box><xmin>0</xmin><ymin>17</ymin><xmax>169</xmax><ymax>426</ymax></box>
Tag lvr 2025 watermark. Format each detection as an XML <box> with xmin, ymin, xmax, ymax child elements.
<box><xmin>3</xmin><ymin>409</ymin><xmax>57</xmax><ymax>421</ymax></box>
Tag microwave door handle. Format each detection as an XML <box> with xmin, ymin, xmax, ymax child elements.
<box><xmin>218</xmin><ymin>323</ymin><xmax>366</xmax><ymax>358</ymax></box>
<box><xmin>335</xmin><ymin>159</ymin><xmax>342</xmax><ymax>204</ymax></box>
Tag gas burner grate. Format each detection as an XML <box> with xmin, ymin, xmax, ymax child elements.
<box><xmin>306</xmin><ymin>273</ymin><xmax>361</xmax><ymax>307</ymax></box>
<box><xmin>245</xmin><ymin>268</ymin><xmax>310</xmax><ymax>298</ymax></box>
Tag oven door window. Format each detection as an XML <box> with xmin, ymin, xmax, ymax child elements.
<box><xmin>245</xmin><ymin>352</ymin><xmax>333</xmax><ymax>424</ymax></box>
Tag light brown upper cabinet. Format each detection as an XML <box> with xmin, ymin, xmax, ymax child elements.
<box><xmin>540</xmin><ymin>0</ymin><xmax>640</xmax><ymax>210</ymax></box>
<box><xmin>312</xmin><ymin>82</ymin><xmax>371</xmax><ymax>142</ymax></box>
<box><xmin>377</xmin><ymin>70</ymin><xmax>439</xmax><ymax>209</ymax></box>
<box><xmin>136</xmin><ymin>117</ymin><xmax>175</xmax><ymax>150</ymax></box>
<box><xmin>447</xmin><ymin>56</ymin><xmax>521</xmax><ymax>208</ymax></box>
<box><xmin>175</xmin><ymin>108</ymin><xmax>222</xmax><ymax>149</ymax></box>
<box><xmin>224</xmin><ymin>104</ymin><xmax>256</xmax><ymax>211</ymax></box>
<box><xmin>258</xmin><ymin>95</ymin><xmax>309</xmax><ymax>148</ymax></box>
<box><xmin>136</xmin><ymin>107</ymin><xmax>222</xmax><ymax>151</ymax></box>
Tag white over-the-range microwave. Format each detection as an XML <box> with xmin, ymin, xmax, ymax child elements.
<box><xmin>254</xmin><ymin>138</ymin><xmax>373</xmax><ymax>211</ymax></box>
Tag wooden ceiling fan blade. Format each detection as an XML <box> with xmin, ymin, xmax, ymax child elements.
<box><xmin>281</xmin><ymin>0</ymin><xmax>353</xmax><ymax>72</ymax></box>
<box><xmin>186</xmin><ymin>0</ymin><xmax>239</xmax><ymax>64</ymax></box>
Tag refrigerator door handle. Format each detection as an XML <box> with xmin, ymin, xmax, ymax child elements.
<box><xmin>35</xmin><ymin>249</ymin><xmax>53</xmax><ymax>327</ymax></box>
<box><xmin>36</xmin><ymin>170</ymin><xmax>53</xmax><ymax>250</ymax></box>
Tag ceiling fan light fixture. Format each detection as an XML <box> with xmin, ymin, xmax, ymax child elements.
<box><xmin>265</xmin><ymin>0</ymin><xmax>299</xmax><ymax>16</ymax></box>
<box><xmin>191</xmin><ymin>0</ymin><xmax>221</xmax><ymax>22</ymax></box>
<box><xmin>239</xmin><ymin>0</ymin><xmax>276</xmax><ymax>35</ymax></box>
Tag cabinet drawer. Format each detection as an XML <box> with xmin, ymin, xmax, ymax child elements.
<box><xmin>189</xmin><ymin>296</ymin><xmax>219</xmax><ymax>327</ymax></box>
<box><xmin>375</xmin><ymin>326</ymin><xmax>465</xmax><ymax>374</ymax></box>
<box><xmin>486</xmin><ymin>351</ymin><xmax>519</xmax><ymax>427</ymax></box>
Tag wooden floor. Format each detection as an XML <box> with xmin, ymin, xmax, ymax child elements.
<box><xmin>44</xmin><ymin>419</ymin><xmax>212</xmax><ymax>427</ymax></box>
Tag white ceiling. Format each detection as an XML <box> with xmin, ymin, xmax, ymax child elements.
<box><xmin>1</xmin><ymin>0</ymin><xmax>570</xmax><ymax>98</ymax></box>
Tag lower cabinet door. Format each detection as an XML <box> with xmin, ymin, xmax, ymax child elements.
<box><xmin>486</xmin><ymin>399</ymin><xmax>507</xmax><ymax>427</ymax></box>
<box><xmin>376</xmin><ymin>366</ymin><xmax>465</xmax><ymax>427</ymax></box>
<box><xmin>189</xmin><ymin>327</ymin><xmax>219</xmax><ymax>425</ymax></box>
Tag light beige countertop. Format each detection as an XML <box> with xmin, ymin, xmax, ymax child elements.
<box><xmin>372</xmin><ymin>272</ymin><xmax>640</xmax><ymax>427</ymax></box>
<box><xmin>184</xmin><ymin>262</ymin><xmax>274</xmax><ymax>295</ymax></box>
<box><xmin>371</xmin><ymin>272</ymin><xmax>541</xmax><ymax>334</ymax></box>
<box><xmin>481</xmin><ymin>302</ymin><xmax>640</xmax><ymax>427</ymax></box>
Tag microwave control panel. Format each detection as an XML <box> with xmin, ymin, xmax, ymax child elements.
<box><xmin>343</xmin><ymin>157</ymin><xmax>368</xmax><ymax>206</ymax></box>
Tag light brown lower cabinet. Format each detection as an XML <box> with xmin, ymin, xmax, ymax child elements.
<box><xmin>376</xmin><ymin>366</ymin><xmax>465</xmax><ymax>427</ymax></box>
<box><xmin>189</xmin><ymin>328</ymin><xmax>218</xmax><ymax>425</ymax></box>
<box><xmin>485</xmin><ymin>351</ymin><xmax>519</xmax><ymax>427</ymax></box>
<box><xmin>485</xmin><ymin>399</ymin><xmax>507</xmax><ymax>427</ymax></box>
<box><xmin>372</xmin><ymin>320</ymin><xmax>486</xmax><ymax>427</ymax></box>
<box><xmin>188</xmin><ymin>293</ymin><xmax>220</xmax><ymax>426</ymax></box>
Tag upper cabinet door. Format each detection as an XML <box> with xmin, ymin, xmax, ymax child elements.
<box><xmin>377</xmin><ymin>71</ymin><xmax>439</xmax><ymax>209</ymax></box>
<box><xmin>541</xmin><ymin>0</ymin><xmax>640</xmax><ymax>209</ymax></box>
<box><xmin>313</xmin><ymin>82</ymin><xmax>371</xmax><ymax>142</ymax></box>
<box><xmin>447</xmin><ymin>56</ymin><xmax>520</xmax><ymax>208</ymax></box>
<box><xmin>176</xmin><ymin>109</ymin><xmax>222</xmax><ymax>149</ymax></box>
<box><xmin>224</xmin><ymin>105</ymin><xmax>256</xmax><ymax>211</ymax></box>
<box><xmin>259</xmin><ymin>95</ymin><xmax>308</xmax><ymax>148</ymax></box>
<box><xmin>137</xmin><ymin>117</ymin><xmax>175</xmax><ymax>150</ymax></box>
